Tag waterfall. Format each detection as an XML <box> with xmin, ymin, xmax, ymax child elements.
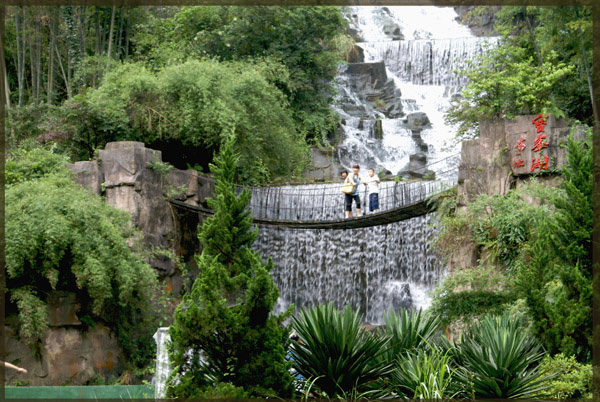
<box><xmin>335</xmin><ymin>6</ymin><xmax>499</xmax><ymax>179</ymax></box>
<box><xmin>250</xmin><ymin>179</ymin><xmax>453</xmax><ymax>324</ymax></box>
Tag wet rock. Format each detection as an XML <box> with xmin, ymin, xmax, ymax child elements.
<box><xmin>4</xmin><ymin>324</ymin><xmax>122</xmax><ymax>386</ymax></box>
<box><xmin>347</xmin><ymin>61</ymin><xmax>388</xmax><ymax>89</ymax></box>
<box><xmin>47</xmin><ymin>291</ymin><xmax>81</xmax><ymax>327</ymax></box>
<box><xmin>372</xmin><ymin>119</ymin><xmax>384</xmax><ymax>139</ymax></box>
<box><xmin>406</xmin><ymin>112</ymin><xmax>431</xmax><ymax>130</ymax></box>
<box><xmin>389</xmin><ymin>283</ymin><xmax>412</xmax><ymax>311</ymax></box>
<box><xmin>383</xmin><ymin>22</ymin><xmax>404</xmax><ymax>40</ymax></box>
<box><xmin>346</xmin><ymin>44</ymin><xmax>365</xmax><ymax>63</ymax></box>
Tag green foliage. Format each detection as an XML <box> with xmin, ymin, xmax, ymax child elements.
<box><xmin>380</xmin><ymin>308</ymin><xmax>441</xmax><ymax>366</ymax></box>
<box><xmin>167</xmin><ymin>139</ymin><xmax>294</xmax><ymax>398</ymax></box>
<box><xmin>433</xmin><ymin>132</ymin><xmax>592</xmax><ymax>361</ymax></box>
<box><xmin>447</xmin><ymin>6</ymin><xmax>593</xmax><ymax>139</ymax></box>
<box><xmin>389</xmin><ymin>347</ymin><xmax>457</xmax><ymax>399</ymax></box>
<box><xmin>538</xmin><ymin>353</ymin><xmax>592</xmax><ymax>399</ymax></box>
<box><xmin>514</xmin><ymin>130</ymin><xmax>593</xmax><ymax>361</ymax></box>
<box><xmin>291</xmin><ymin>304</ymin><xmax>393</xmax><ymax>398</ymax></box>
<box><xmin>446</xmin><ymin>45</ymin><xmax>573</xmax><ymax>138</ymax></box>
<box><xmin>5</xmin><ymin>144</ymin><xmax>71</xmax><ymax>185</ymax></box>
<box><xmin>132</xmin><ymin>6</ymin><xmax>347</xmax><ymax>144</ymax></box>
<box><xmin>77</xmin><ymin>59</ymin><xmax>309</xmax><ymax>184</ymax></box>
<box><xmin>453</xmin><ymin>312</ymin><xmax>552</xmax><ymax>398</ymax></box>
<box><xmin>5</xmin><ymin>147</ymin><xmax>158</xmax><ymax>367</ymax></box>
<box><xmin>430</xmin><ymin>265</ymin><xmax>516</xmax><ymax>326</ymax></box>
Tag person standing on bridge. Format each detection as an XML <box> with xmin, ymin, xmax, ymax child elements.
<box><xmin>342</xmin><ymin>165</ymin><xmax>363</xmax><ymax>218</ymax></box>
<box><xmin>364</xmin><ymin>168</ymin><xmax>380</xmax><ymax>213</ymax></box>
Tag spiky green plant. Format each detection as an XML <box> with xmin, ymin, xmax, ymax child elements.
<box><xmin>454</xmin><ymin>312</ymin><xmax>554</xmax><ymax>398</ymax></box>
<box><xmin>381</xmin><ymin>308</ymin><xmax>442</xmax><ymax>366</ymax></box>
<box><xmin>291</xmin><ymin>304</ymin><xmax>393</xmax><ymax>397</ymax></box>
<box><xmin>390</xmin><ymin>346</ymin><xmax>458</xmax><ymax>399</ymax></box>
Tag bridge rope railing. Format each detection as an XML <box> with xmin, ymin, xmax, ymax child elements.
<box><xmin>247</xmin><ymin>169</ymin><xmax>458</xmax><ymax>222</ymax></box>
<box><xmin>168</xmin><ymin>155</ymin><xmax>460</xmax><ymax>223</ymax></box>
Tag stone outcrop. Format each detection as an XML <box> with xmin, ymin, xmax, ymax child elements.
<box><xmin>341</xmin><ymin>61</ymin><xmax>404</xmax><ymax>119</ymax></box>
<box><xmin>448</xmin><ymin>114</ymin><xmax>587</xmax><ymax>273</ymax></box>
<box><xmin>453</xmin><ymin>6</ymin><xmax>500</xmax><ymax>37</ymax></box>
<box><xmin>68</xmin><ymin>142</ymin><xmax>209</xmax><ymax>285</ymax></box>
<box><xmin>306</xmin><ymin>147</ymin><xmax>345</xmax><ymax>182</ymax></box>
<box><xmin>4</xmin><ymin>324</ymin><xmax>121</xmax><ymax>386</ymax></box>
<box><xmin>457</xmin><ymin>115</ymin><xmax>586</xmax><ymax>205</ymax></box>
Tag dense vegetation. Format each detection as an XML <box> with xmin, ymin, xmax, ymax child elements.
<box><xmin>167</xmin><ymin>139</ymin><xmax>294</xmax><ymax>398</ymax></box>
<box><xmin>4</xmin><ymin>6</ymin><xmax>348</xmax><ymax>183</ymax></box>
<box><xmin>431</xmin><ymin>132</ymin><xmax>592</xmax><ymax>362</ymax></box>
<box><xmin>5</xmin><ymin>145</ymin><xmax>159</xmax><ymax>370</ymax></box>
<box><xmin>447</xmin><ymin>6</ymin><xmax>594</xmax><ymax>139</ymax></box>
<box><xmin>290</xmin><ymin>306</ymin><xmax>560</xmax><ymax>399</ymax></box>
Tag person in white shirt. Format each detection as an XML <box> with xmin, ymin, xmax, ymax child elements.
<box><xmin>363</xmin><ymin>168</ymin><xmax>380</xmax><ymax>213</ymax></box>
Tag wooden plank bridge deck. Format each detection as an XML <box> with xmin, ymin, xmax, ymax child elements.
<box><xmin>169</xmin><ymin>196</ymin><xmax>440</xmax><ymax>230</ymax></box>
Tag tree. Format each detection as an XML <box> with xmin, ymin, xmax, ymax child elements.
<box><xmin>131</xmin><ymin>6</ymin><xmax>348</xmax><ymax>144</ymax></box>
<box><xmin>448</xmin><ymin>6</ymin><xmax>593</xmax><ymax>139</ymax></box>
<box><xmin>515</xmin><ymin>130</ymin><xmax>592</xmax><ymax>361</ymax></box>
<box><xmin>167</xmin><ymin>138</ymin><xmax>294</xmax><ymax>398</ymax></box>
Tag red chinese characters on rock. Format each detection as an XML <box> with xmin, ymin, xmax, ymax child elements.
<box><xmin>531</xmin><ymin>133</ymin><xmax>549</xmax><ymax>153</ymax></box>
<box><xmin>513</xmin><ymin>159</ymin><xmax>525</xmax><ymax>168</ymax></box>
<box><xmin>530</xmin><ymin>155</ymin><xmax>549</xmax><ymax>172</ymax></box>
<box><xmin>514</xmin><ymin>137</ymin><xmax>526</xmax><ymax>155</ymax></box>
<box><xmin>531</xmin><ymin>114</ymin><xmax>549</xmax><ymax>133</ymax></box>
<box><xmin>528</xmin><ymin>114</ymin><xmax>550</xmax><ymax>172</ymax></box>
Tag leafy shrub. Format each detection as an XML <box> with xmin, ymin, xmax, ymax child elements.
<box><xmin>430</xmin><ymin>265</ymin><xmax>516</xmax><ymax>326</ymax></box>
<box><xmin>453</xmin><ymin>312</ymin><xmax>552</xmax><ymax>398</ymax></box>
<box><xmin>79</xmin><ymin>59</ymin><xmax>309</xmax><ymax>184</ymax></box>
<box><xmin>291</xmin><ymin>304</ymin><xmax>393</xmax><ymax>398</ymax></box>
<box><xmin>5</xmin><ymin>144</ymin><xmax>71</xmax><ymax>185</ymax></box>
<box><xmin>538</xmin><ymin>353</ymin><xmax>592</xmax><ymax>399</ymax></box>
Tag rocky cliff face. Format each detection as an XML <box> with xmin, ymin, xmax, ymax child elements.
<box><xmin>448</xmin><ymin>115</ymin><xmax>587</xmax><ymax>272</ymax></box>
<box><xmin>69</xmin><ymin>141</ymin><xmax>212</xmax><ymax>290</ymax></box>
<box><xmin>453</xmin><ymin>6</ymin><xmax>500</xmax><ymax>37</ymax></box>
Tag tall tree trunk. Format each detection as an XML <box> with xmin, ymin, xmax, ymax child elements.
<box><xmin>15</xmin><ymin>7</ymin><xmax>25</xmax><ymax>106</ymax></box>
<box><xmin>95</xmin><ymin>9</ymin><xmax>101</xmax><ymax>55</ymax></box>
<box><xmin>1</xmin><ymin>7</ymin><xmax>11</xmax><ymax>110</ymax></box>
<box><xmin>522</xmin><ymin>7</ymin><xmax>543</xmax><ymax>66</ymax></box>
<box><xmin>124</xmin><ymin>8</ymin><xmax>131</xmax><ymax>58</ymax></box>
<box><xmin>36</xmin><ymin>19</ymin><xmax>41</xmax><ymax>101</ymax></box>
<box><xmin>115</xmin><ymin>7</ymin><xmax>125</xmax><ymax>60</ymax></box>
<box><xmin>29</xmin><ymin>23</ymin><xmax>37</xmax><ymax>99</ymax></box>
<box><xmin>55</xmin><ymin>41</ymin><xmax>70</xmax><ymax>97</ymax></box>
<box><xmin>106</xmin><ymin>6</ymin><xmax>116</xmax><ymax>60</ymax></box>
<box><xmin>47</xmin><ymin>8</ymin><xmax>56</xmax><ymax>104</ymax></box>
<box><xmin>577</xmin><ymin>19</ymin><xmax>597</xmax><ymax>123</ymax></box>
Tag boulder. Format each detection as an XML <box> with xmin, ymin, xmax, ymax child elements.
<box><xmin>68</xmin><ymin>161</ymin><xmax>102</xmax><ymax>195</ymax></box>
<box><xmin>405</xmin><ymin>112</ymin><xmax>431</xmax><ymax>130</ymax></box>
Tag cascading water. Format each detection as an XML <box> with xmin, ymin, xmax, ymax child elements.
<box><xmin>336</xmin><ymin>6</ymin><xmax>499</xmax><ymax>179</ymax></box>
<box><xmin>252</xmin><ymin>7</ymin><xmax>498</xmax><ymax>323</ymax></box>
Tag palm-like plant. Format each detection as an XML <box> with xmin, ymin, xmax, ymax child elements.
<box><xmin>291</xmin><ymin>304</ymin><xmax>393</xmax><ymax>397</ymax></box>
<box><xmin>381</xmin><ymin>308</ymin><xmax>442</xmax><ymax>365</ymax></box>
<box><xmin>390</xmin><ymin>347</ymin><xmax>458</xmax><ymax>399</ymax></box>
<box><xmin>454</xmin><ymin>312</ymin><xmax>554</xmax><ymax>398</ymax></box>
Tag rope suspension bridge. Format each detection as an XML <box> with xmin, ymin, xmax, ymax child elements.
<box><xmin>169</xmin><ymin>156</ymin><xmax>459</xmax><ymax>230</ymax></box>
